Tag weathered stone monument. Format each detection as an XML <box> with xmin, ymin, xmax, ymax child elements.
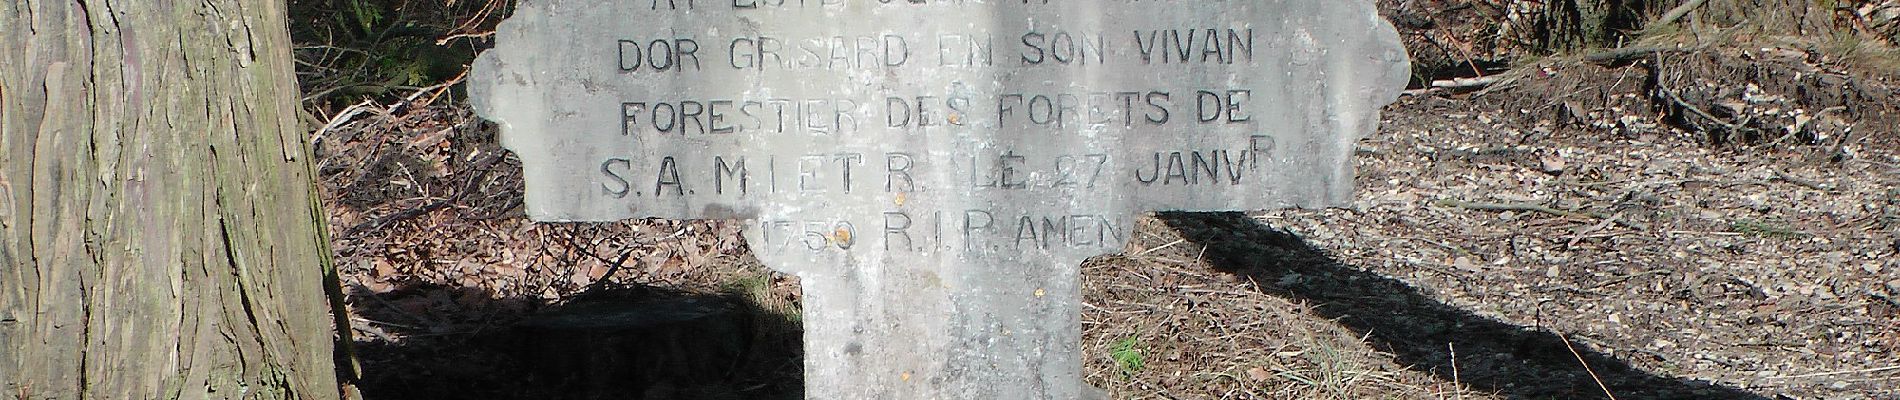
<box><xmin>470</xmin><ymin>0</ymin><xmax>1407</xmax><ymax>397</ymax></box>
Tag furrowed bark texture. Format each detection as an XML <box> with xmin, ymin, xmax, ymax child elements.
<box><xmin>1576</xmin><ymin>0</ymin><xmax>1615</xmax><ymax>47</ymax></box>
<box><xmin>0</xmin><ymin>0</ymin><xmax>340</xmax><ymax>399</ymax></box>
<box><xmin>1504</xmin><ymin>1</ymin><xmax>1844</xmax><ymax>52</ymax></box>
<box><xmin>1691</xmin><ymin>0</ymin><xmax>1843</xmax><ymax>36</ymax></box>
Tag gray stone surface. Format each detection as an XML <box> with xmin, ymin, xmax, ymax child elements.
<box><xmin>470</xmin><ymin>0</ymin><xmax>1407</xmax><ymax>398</ymax></box>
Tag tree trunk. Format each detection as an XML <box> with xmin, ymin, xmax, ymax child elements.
<box><xmin>1</xmin><ymin>0</ymin><xmax>341</xmax><ymax>399</ymax></box>
<box><xmin>1507</xmin><ymin>0</ymin><xmax>1845</xmax><ymax>52</ymax></box>
<box><xmin>1576</xmin><ymin>0</ymin><xmax>1616</xmax><ymax>47</ymax></box>
<box><xmin>1693</xmin><ymin>0</ymin><xmax>1842</xmax><ymax>36</ymax></box>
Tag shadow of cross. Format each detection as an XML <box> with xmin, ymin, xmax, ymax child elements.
<box><xmin>468</xmin><ymin>0</ymin><xmax>1408</xmax><ymax>398</ymax></box>
<box><xmin>1162</xmin><ymin>212</ymin><xmax>1773</xmax><ymax>400</ymax></box>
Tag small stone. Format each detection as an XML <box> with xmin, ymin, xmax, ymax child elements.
<box><xmin>1246</xmin><ymin>367</ymin><xmax>1271</xmax><ymax>382</ymax></box>
<box><xmin>1452</xmin><ymin>256</ymin><xmax>1480</xmax><ymax>272</ymax></box>
<box><xmin>1539</xmin><ymin>152</ymin><xmax>1567</xmax><ymax>174</ymax></box>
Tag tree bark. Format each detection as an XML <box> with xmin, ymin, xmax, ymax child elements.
<box><xmin>1</xmin><ymin>0</ymin><xmax>340</xmax><ymax>399</ymax></box>
<box><xmin>1576</xmin><ymin>0</ymin><xmax>1616</xmax><ymax>47</ymax></box>
<box><xmin>1510</xmin><ymin>0</ymin><xmax>1841</xmax><ymax>52</ymax></box>
<box><xmin>1694</xmin><ymin>0</ymin><xmax>1840</xmax><ymax>36</ymax></box>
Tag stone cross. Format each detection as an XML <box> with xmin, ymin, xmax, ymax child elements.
<box><xmin>470</xmin><ymin>0</ymin><xmax>1407</xmax><ymax>398</ymax></box>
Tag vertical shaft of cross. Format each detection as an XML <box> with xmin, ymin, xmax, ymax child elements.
<box><xmin>747</xmin><ymin>221</ymin><xmax>1105</xmax><ymax>399</ymax></box>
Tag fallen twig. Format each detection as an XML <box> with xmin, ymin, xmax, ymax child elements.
<box><xmin>352</xmin><ymin>316</ymin><xmax>424</xmax><ymax>331</ymax></box>
<box><xmin>1589</xmin><ymin>269</ymin><xmax>1675</xmax><ymax>290</ymax></box>
<box><xmin>1665</xmin><ymin>230</ymin><xmax>1745</xmax><ymax>237</ymax></box>
<box><xmin>1761</xmin><ymin>365</ymin><xmax>1900</xmax><ymax>380</ymax></box>
<box><xmin>1434</xmin><ymin>199</ymin><xmax>1650</xmax><ymax>231</ymax></box>
<box><xmin>1449</xmin><ymin>342</ymin><xmax>1463</xmax><ymax>400</ymax></box>
<box><xmin>1772</xmin><ymin>170</ymin><xmax>1833</xmax><ymax>192</ymax></box>
<box><xmin>437</xmin><ymin>0</ymin><xmax>506</xmax><ymax>46</ymax></box>
<box><xmin>1134</xmin><ymin>239</ymin><xmax>1186</xmax><ymax>257</ymax></box>
<box><xmin>1129</xmin><ymin>375</ymin><xmax>1186</xmax><ymax>400</ymax></box>
<box><xmin>1557</xmin><ymin>330</ymin><xmax>1620</xmax><ymax>400</ymax></box>
<box><xmin>582</xmin><ymin>250</ymin><xmax>636</xmax><ymax>293</ymax></box>
<box><xmin>437</xmin><ymin>31</ymin><xmax>496</xmax><ymax>46</ymax></box>
<box><xmin>343</xmin><ymin>152</ymin><xmax>505</xmax><ymax>237</ymax></box>
<box><xmin>1584</xmin><ymin>46</ymin><xmax>1672</xmax><ymax>64</ymax></box>
<box><xmin>1657</xmin><ymin>86</ymin><xmax>1761</xmax><ymax>138</ymax></box>
<box><xmin>1431</xmin><ymin>75</ymin><xmax>1509</xmax><ymax>89</ymax></box>
<box><xmin>1644</xmin><ymin>0</ymin><xmax>1710</xmax><ymax>33</ymax></box>
<box><xmin>312</xmin><ymin>99</ymin><xmax>381</xmax><ymax>147</ymax></box>
<box><xmin>390</xmin><ymin>69</ymin><xmax>468</xmax><ymax>115</ymax></box>
<box><xmin>1567</xmin><ymin>218</ymin><xmax>1616</xmax><ymax>248</ymax></box>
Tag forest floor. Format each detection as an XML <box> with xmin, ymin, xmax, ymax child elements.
<box><xmin>297</xmin><ymin>1</ymin><xmax>1900</xmax><ymax>399</ymax></box>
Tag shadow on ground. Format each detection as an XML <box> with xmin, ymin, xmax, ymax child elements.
<box><xmin>343</xmin><ymin>282</ymin><xmax>802</xmax><ymax>400</ymax></box>
<box><xmin>343</xmin><ymin>212</ymin><xmax>1767</xmax><ymax>400</ymax></box>
<box><xmin>1161</xmin><ymin>212</ymin><xmax>1767</xmax><ymax>400</ymax></box>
